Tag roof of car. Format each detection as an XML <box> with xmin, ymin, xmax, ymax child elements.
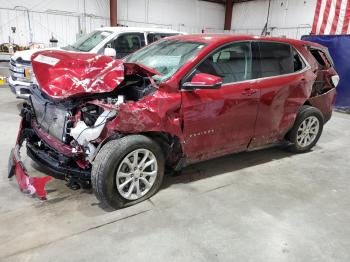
<box><xmin>166</xmin><ymin>34</ymin><xmax>324</xmax><ymax>48</ymax></box>
<box><xmin>96</xmin><ymin>26</ymin><xmax>183</xmax><ymax>34</ymax></box>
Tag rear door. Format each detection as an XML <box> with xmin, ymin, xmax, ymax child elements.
<box><xmin>249</xmin><ymin>41</ymin><xmax>314</xmax><ymax>148</ymax></box>
<box><xmin>181</xmin><ymin>41</ymin><xmax>260</xmax><ymax>161</ymax></box>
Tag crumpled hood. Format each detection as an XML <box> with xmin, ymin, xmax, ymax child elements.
<box><xmin>31</xmin><ymin>50</ymin><xmax>125</xmax><ymax>99</ymax></box>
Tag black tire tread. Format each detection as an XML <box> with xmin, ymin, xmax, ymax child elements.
<box><xmin>91</xmin><ymin>135</ymin><xmax>164</xmax><ymax>209</ymax></box>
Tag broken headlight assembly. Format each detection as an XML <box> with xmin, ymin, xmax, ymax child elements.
<box><xmin>70</xmin><ymin>104</ymin><xmax>117</xmax><ymax>162</ymax></box>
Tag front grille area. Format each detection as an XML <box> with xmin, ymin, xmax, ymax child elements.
<box><xmin>30</xmin><ymin>94</ymin><xmax>70</xmax><ymax>142</ymax></box>
<box><xmin>9</xmin><ymin>58</ymin><xmax>32</xmax><ymax>83</ymax></box>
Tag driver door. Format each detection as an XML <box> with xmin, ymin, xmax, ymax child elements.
<box><xmin>181</xmin><ymin>42</ymin><xmax>260</xmax><ymax>161</ymax></box>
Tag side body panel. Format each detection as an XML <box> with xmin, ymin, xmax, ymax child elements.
<box><xmin>249</xmin><ymin>44</ymin><xmax>316</xmax><ymax>148</ymax></box>
<box><xmin>104</xmin><ymin>90</ymin><xmax>183</xmax><ymax>139</ymax></box>
<box><xmin>250</xmin><ymin>70</ymin><xmax>315</xmax><ymax>147</ymax></box>
<box><xmin>181</xmin><ymin>81</ymin><xmax>259</xmax><ymax>162</ymax></box>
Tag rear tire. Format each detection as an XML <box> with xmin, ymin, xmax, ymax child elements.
<box><xmin>91</xmin><ymin>135</ymin><xmax>165</xmax><ymax>209</ymax></box>
<box><xmin>286</xmin><ymin>105</ymin><xmax>324</xmax><ymax>153</ymax></box>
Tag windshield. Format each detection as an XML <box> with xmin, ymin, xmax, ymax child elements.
<box><xmin>62</xmin><ymin>30</ymin><xmax>112</xmax><ymax>52</ymax></box>
<box><xmin>125</xmin><ymin>40</ymin><xmax>206</xmax><ymax>82</ymax></box>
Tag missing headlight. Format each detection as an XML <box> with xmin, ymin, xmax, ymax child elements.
<box><xmin>81</xmin><ymin>105</ymin><xmax>104</xmax><ymax>127</ymax></box>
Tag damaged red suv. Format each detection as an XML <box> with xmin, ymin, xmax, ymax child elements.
<box><xmin>8</xmin><ymin>35</ymin><xmax>338</xmax><ymax>209</ymax></box>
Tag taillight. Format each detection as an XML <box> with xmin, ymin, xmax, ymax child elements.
<box><xmin>331</xmin><ymin>75</ymin><xmax>340</xmax><ymax>87</ymax></box>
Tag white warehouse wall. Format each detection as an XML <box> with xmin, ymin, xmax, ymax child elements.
<box><xmin>0</xmin><ymin>0</ymin><xmax>110</xmax><ymax>46</ymax></box>
<box><xmin>230</xmin><ymin>0</ymin><xmax>317</xmax><ymax>39</ymax></box>
<box><xmin>0</xmin><ymin>0</ymin><xmax>319</xmax><ymax>46</ymax></box>
<box><xmin>117</xmin><ymin>0</ymin><xmax>225</xmax><ymax>33</ymax></box>
<box><xmin>0</xmin><ymin>0</ymin><xmax>225</xmax><ymax>46</ymax></box>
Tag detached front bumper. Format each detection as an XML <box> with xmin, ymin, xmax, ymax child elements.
<box><xmin>8</xmin><ymin>107</ymin><xmax>92</xmax><ymax>199</ymax></box>
<box><xmin>8</xmin><ymin>76</ymin><xmax>31</xmax><ymax>99</ymax></box>
<box><xmin>8</xmin><ymin>144</ymin><xmax>51</xmax><ymax>200</ymax></box>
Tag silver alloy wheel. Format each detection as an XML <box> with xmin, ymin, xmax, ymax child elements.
<box><xmin>116</xmin><ymin>149</ymin><xmax>158</xmax><ymax>200</ymax></box>
<box><xmin>296</xmin><ymin>116</ymin><xmax>320</xmax><ymax>148</ymax></box>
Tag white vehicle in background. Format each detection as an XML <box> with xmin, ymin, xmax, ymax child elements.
<box><xmin>9</xmin><ymin>27</ymin><xmax>183</xmax><ymax>98</ymax></box>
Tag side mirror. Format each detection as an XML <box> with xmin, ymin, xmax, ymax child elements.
<box><xmin>104</xmin><ymin>47</ymin><xmax>116</xmax><ymax>58</ymax></box>
<box><xmin>182</xmin><ymin>73</ymin><xmax>223</xmax><ymax>91</ymax></box>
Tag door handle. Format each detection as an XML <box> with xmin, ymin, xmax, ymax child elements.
<box><xmin>242</xmin><ymin>88</ymin><xmax>257</xmax><ymax>96</ymax></box>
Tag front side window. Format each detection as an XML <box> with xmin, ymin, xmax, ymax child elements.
<box><xmin>126</xmin><ymin>40</ymin><xmax>206</xmax><ymax>82</ymax></box>
<box><xmin>259</xmin><ymin>42</ymin><xmax>294</xmax><ymax>77</ymax></box>
<box><xmin>62</xmin><ymin>30</ymin><xmax>112</xmax><ymax>52</ymax></box>
<box><xmin>192</xmin><ymin>42</ymin><xmax>254</xmax><ymax>84</ymax></box>
<box><xmin>110</xmin><ymin>33</ymin><xmax>146</xmax><ymax>58</ymax></box>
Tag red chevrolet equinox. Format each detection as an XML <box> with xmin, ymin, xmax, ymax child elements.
<box><xmin>8</xmin><ymin>34</ymin><xmax>339</xmax><ymax>209</ymax></box>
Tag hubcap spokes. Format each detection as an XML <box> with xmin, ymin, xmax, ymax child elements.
<box><xmin>116</xmin><ymin>149</ymin><xmax>157</xmax><ymax>200</ymax></box>
<box><xmin>296</xmin><ymin>116</ymin><xmax>319</xmax><ymax>147</ymax></box>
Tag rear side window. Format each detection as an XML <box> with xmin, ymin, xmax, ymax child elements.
<box><xmin>147</xmin><ymin>33</ymin><xmax>177</xmax><ymax>44</ymax></box>
<box><xmin>309</xmin><ymin>48</ymin><xmax>331</xmax><ymax>68</ymax></box>
<box><xmin>259</xmin><ymin>42</ymin><xmax>294</xmax><ymax>77</ymax></box>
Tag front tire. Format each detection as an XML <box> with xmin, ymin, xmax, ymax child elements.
<box><xmin>91</xmin><ymin>135</ymin><xmax>165</xmax><ymax>209</ymax></box>
<box><xmin>286</xmin><ymin>105</ymin><xmax>324</xmax><ymax>153</ymax></box>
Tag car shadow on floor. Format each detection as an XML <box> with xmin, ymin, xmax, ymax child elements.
<box><xmin>161</xmin><ymin>146</ymin><xmax>294</xmax><ymax>190</ymax></box>
<box><xmin>25</xmin><ymin>142</ymin><xmax>295</xmax><ymax>211</ymax></box>
<box><xmin>29</xmin><ymin>144</ymin><xmax>295</xmax><ymax>192</ymax></box>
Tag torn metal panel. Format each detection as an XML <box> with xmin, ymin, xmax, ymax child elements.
<box><xmin>309</xmin><ymin>88</ymin><xmax>336</xmax><ymax>122</ymax></box>
<box><xmin>124</xmin><ymin>62</ymin><xmax>161</xmax><ymax>78</ymax></box>
<box><xmin>11</xmin><ymin>147</ymin><xmax>52</xmax><ymax>200</ymax></box>
<box><xmin>32</xmin><ymin>120</ymin><xmax>73</xmax><ymax>157</ymax></box>
<box><xmin>8</xmin><ymin>121</ymin><xmax>52</xmax><ymax>200</ymax></box>
<box><xmin>107</xmin><ymin>90</ymin><xmax>183</xmax><ymax>137</ymax></box>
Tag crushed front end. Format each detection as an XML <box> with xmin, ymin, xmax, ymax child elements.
<box><xmin>8</xmin><ymin>50</ymin><xmax>165</xmax><ymax>199</ymax></box>
<box><xmin>8</xmin><ymin>90</ymin><xmax>109</xmax><ymax>198</ymax></box>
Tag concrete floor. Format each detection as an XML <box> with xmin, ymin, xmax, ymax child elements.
<box><xmin>0</xmin><ymin>86</ymin><xmax>350</xmax><ymax>262</ymax></box>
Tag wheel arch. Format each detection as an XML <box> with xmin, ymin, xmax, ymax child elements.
<box><xmin>303</xmin><ymin>100</ymin><xmax>312</xmax><ymax>106</ymax></box>
<box><xmin>93</xmin><ymin>131</ymin><xmax>184</xmax><ymax>169</ymax></box>
<box><xmin>140</xmin><ymin>131</ymin><xmax>184</xmax><ymax>168</ymax></box>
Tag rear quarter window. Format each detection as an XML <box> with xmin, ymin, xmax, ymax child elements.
<box><xmin>292</xmin><ymin>48</ymin><xmax>306</xmax><ymax>72</ymax></box>
<box><xmin>309</xmin><ymin>48</ymin><xmax>332</xmax><ymax>68</ymax></box>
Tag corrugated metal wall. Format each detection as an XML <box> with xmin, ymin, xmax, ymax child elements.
<box><xmin>0</xmin><ymin>0</ymin><xmax>110</xmax><ymax>46</ymax></box>
<box><xmin>230</xmin><ymin>0</ymin><xmax>316</xmax><ymax>38</ymax></box>
<box><xmin>116</xmin><ymin>0</ymin><xmax>225</xmax><ymax>33</ymax></box>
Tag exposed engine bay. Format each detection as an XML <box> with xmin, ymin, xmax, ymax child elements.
<box><xmin>17</xmin><ymin>73</ymin><xmax>157</xmax><ymax>190</ymax></box>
